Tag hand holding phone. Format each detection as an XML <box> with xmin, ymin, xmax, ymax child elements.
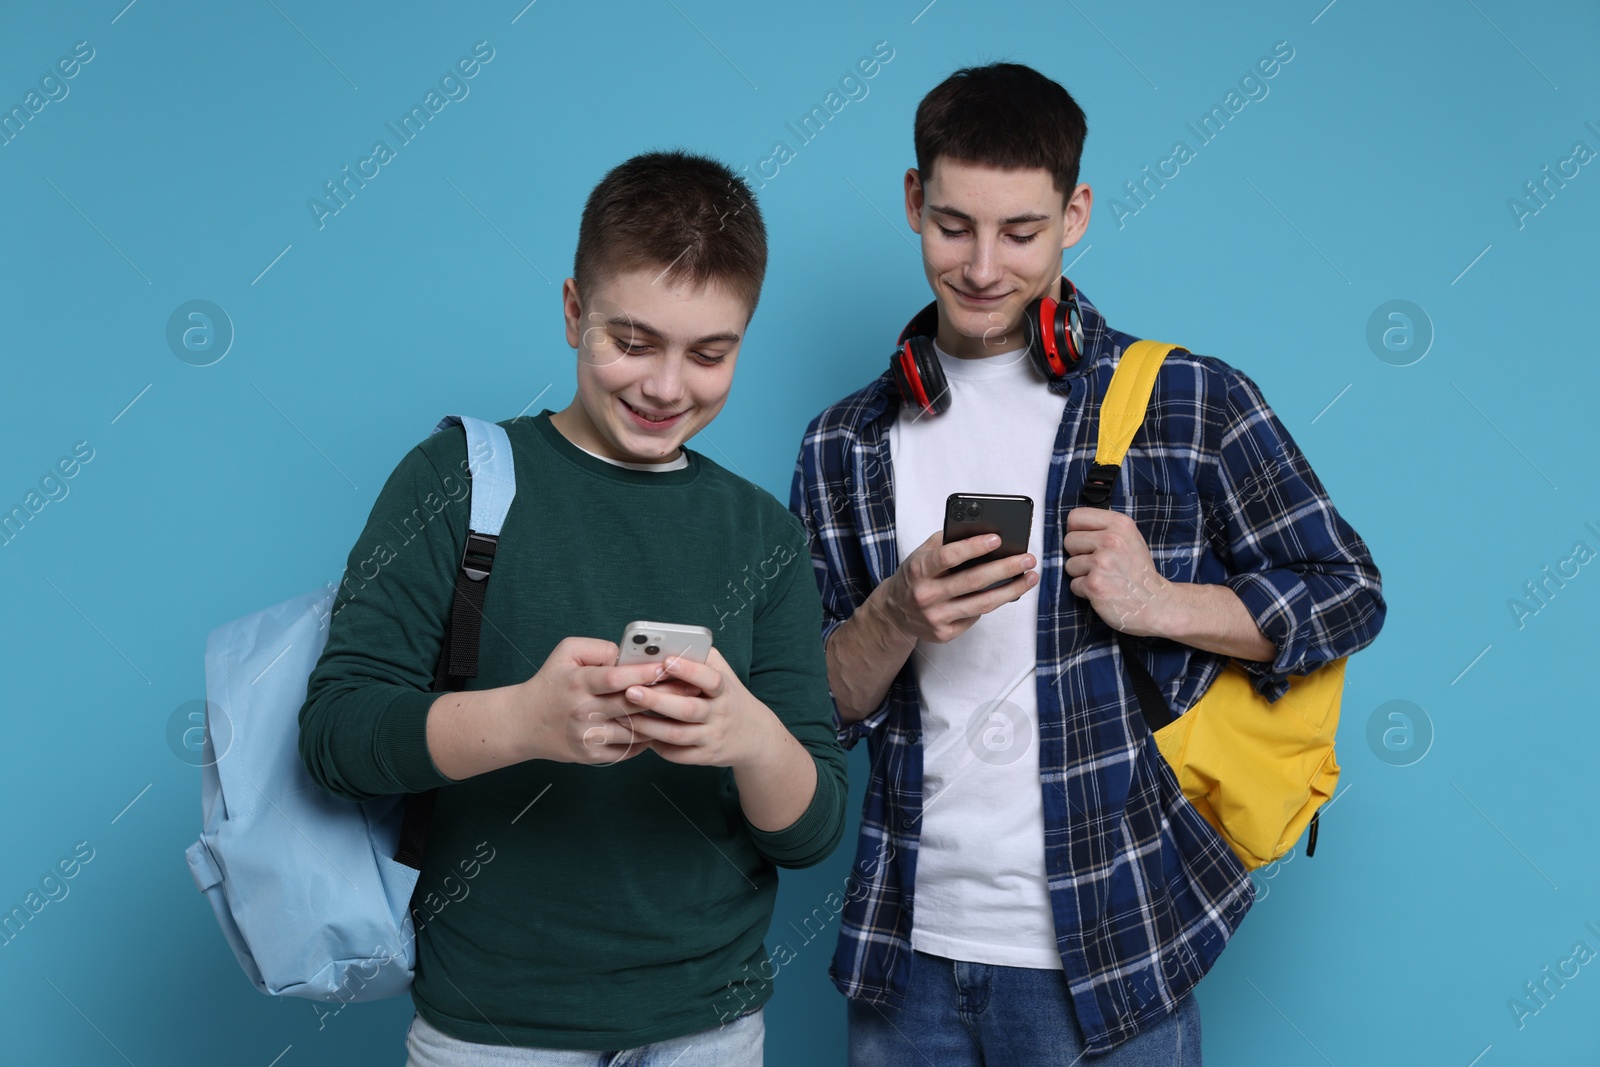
<box><xmin>616</xmin><ymin>621</ymin><xmax>712</xmax><ymax>717</ymax></box>
<box><xmin>943</xmin><ymin>494</ymin><xmax>1033</xmax><ymax>587</ymax></box>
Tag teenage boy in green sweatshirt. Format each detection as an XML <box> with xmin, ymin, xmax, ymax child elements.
<box><xmin>298</xmin><ymin>149</ymin><xmax>848</xmax><ymax>1065</ymax></box>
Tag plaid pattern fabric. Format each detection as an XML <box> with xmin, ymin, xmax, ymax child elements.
<box><xmin>788</xmin><ymin>284</ymin><xmax>1386</xmax><ymax>1053</ymax></box>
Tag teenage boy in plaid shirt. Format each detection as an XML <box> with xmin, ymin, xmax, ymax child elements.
<box><xmin>791</xmin><ymin>63</ymin><xmax>1384</xmax><ymax>1064</ymax></box>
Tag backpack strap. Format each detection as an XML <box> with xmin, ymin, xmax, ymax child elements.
<box><xmin>1078</xmin><ymin>341</ymin><xmax>1184</xmax><ymax>738</ymax></box>
<box><xmin>1082</xmin><ymin>340</ymin><xmax>1170</xmax><ymax>508</ymax></box>
<box><xmin>431</xmin><ymin>415</ymin><xmax>517</xmax><ymax>684</ymax></box>
<box><xmin>396</xmin><ymin>415</ymin><xmax>517</xmax><ymax>872</ymax></box>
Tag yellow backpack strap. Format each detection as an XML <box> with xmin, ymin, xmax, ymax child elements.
<box><xmin>1082</xmin><ymin>340</ymin><xmax>1182</xmax><ymax>508</ymax></box>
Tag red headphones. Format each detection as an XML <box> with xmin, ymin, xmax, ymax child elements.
<box><xmin>890</xmin><ymin>277</ymin><xmax>1087</xmax><ymax>417</ymax></box>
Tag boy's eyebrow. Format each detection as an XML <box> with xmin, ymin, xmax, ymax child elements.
<box><xmin>928</xmin><ymin>203</ymin><xmax>1050</xmax><ymax>226</ymax></box>
<box><xmin>604</xmin><ymin>316</ymin><xmax>741</xmax><ymax>345</ymax></box>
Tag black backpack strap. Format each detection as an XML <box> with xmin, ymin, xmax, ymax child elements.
<box><xmin>395</xmin><ymin>519</ymin><xmax>503</xmax><ymax>871</ymax></box>
<box><xmin>445</xmin><ymin>533</ymin><xmax>499</xmax><ymax>679</ymax></box>
<box><xmin>1079</xmin><ymin>463</ymin><xmax>1175</xmax><ymax>738</ymax></box>
<box><xmin>1117</xmin><ymin>633</ymin><xmax>1176</xmax><ymax>735</ymax></box>
<box><xmin>394</xmin><ymin>789</ymin><xmax>437</xmax><ymax>871</ymax></box>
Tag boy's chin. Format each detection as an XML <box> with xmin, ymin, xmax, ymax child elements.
<box><xmin>948</xmin><ymin>302</ymin><xmax>1021</xmax><ymax>334</ymax></box>
<box><xmin>608</xmin><ymin>426</ymin><xmax>688</xmax><ymax>463</ymax></box>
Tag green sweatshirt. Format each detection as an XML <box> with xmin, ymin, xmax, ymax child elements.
<box><xmin>297</xmin><ymin>410</ymin><xmax>848</xmax><ymax>1049</ymax></box>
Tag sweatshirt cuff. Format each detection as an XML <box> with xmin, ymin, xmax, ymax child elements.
<box><xmin>745</xmin><ymin>755</ymin><xmax>843</xmax><ymax>869</ymax></box>
<box><xmin>374</xmin><ymin>687</ymin><xmax>459</xmax><ymax>793</ymax></box>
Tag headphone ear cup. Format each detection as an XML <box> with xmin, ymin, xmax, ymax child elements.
<box><xmin>1025</xmin><ymin>297</ymin><xmax>1068</xmax><ymax>380</ymax></box>
<box><xmin>1059</xmin><ymin>278</ymin><xmax>1086</xmax><ymax>366</ymax></box>
<box><xmin>1062</xmin><ymin>293</ymin><xmax>1084</xmax><ymax>366</ymax></box>
<box><xmin>891</xmin><ymin>337</ymin><xmax>950</xmax><ymax>416</ymax></box>
<box><xmin>1051</xmin><ymin>298</ymin><xmax>1077</xmax><ymax>370</ymax></box>
<box><xmin>908</xmin><ymin>336</ymin><xmax>950</xmax><ymax>415</ymax></box>
<box><xmin>890</xmin><ymin>343</ymin><xmax>915</xmax><ymax>402</ymax></box>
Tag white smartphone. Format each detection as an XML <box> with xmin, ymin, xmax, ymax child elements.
<box><xmin>617</xmin><ymin>621</ymin><xmax>713</xmax><ymax>668</ymax></box>
<box><xmin>617</xmin><ymin>621</ymin><xmax>713</xmax><ymax>717</ymax></box>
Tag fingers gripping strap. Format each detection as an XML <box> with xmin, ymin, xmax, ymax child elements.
<box><xmin>1095</xmin><ymin>341</ymin><xmax>1176</xmax><ymax>467</ymax></box>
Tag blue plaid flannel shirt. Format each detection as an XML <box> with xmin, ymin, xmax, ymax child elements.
<box><xmin>788</xmin><ymin>282</ymin><xmax>1386</xmax><ymax>1053</ymax></box>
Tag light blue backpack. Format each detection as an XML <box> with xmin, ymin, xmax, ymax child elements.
<box><xmin>184</xmin><ymin>415</ymin><xmax>515</xmax><ymax>1004</ymax></box>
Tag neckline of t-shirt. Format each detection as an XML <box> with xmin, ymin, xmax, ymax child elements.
<box><xmin>573</xmin><ymin>442</ymin><xmax>689</xmax><ymax>472</ymax></box>
<box><xmin>932</xmin><ymin>339</ymin><xmax>1034</xmax><ymax>381</ymax></box>
<box><xmin>526</xmin><ymin>410</ymin><xmax>701</xmax><ymax>486</ymax></box>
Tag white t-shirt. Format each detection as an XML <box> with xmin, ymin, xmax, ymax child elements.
<box><xmin>576</xmin><ymin>442</ymin><xmax>689</xmax><ymax>471</ymax></box>
<box><xmin>887</xmin><ymin>339</ymin><xmax>1067</xmax><ymax>970</ymax></box>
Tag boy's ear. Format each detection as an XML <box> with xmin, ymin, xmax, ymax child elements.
<box><xmin>562</xmin><ymin>278</ymin><xmax>583</xmax><ymax>349</ymax></box>
<box><xmin>1062</xmin><ymin>183</ymin><xmax>1093</xmax><ymax>248</ymax></box>
<box><xmin>903</xmin><ymin>167</ymin><xmax>925</xmax><ymax>233</ymax></box>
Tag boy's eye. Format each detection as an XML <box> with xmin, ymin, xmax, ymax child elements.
<box><xmin>937</xmin><ymin>225</ymin><xmax>966</xmax><ymax>238</ymax></box>
<box><xmin>613</xmin><ymin>337</ymin><xmax>726</xmax><ymax>364</ymax></box>
<box><xmin>1009</xmin><ymin>232</ymin><xmax>1039</xmax><ymax>244</ymax></box>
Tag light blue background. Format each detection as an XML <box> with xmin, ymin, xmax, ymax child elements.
<box><xmin>2</xmin><ymin>1</ymin><xmax>1597</xmax><ymax>1063</ymax></box>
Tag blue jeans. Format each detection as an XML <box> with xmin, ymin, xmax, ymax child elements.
<box><xmin>404</xmin><ymin>1008</ymin><xmax>764</xmax><ymax>1066</ymax></box>
<box><xmin>848</xmin><ymin>950</ymin><xmax>1200</xmax><ymax>1065</ymax></box>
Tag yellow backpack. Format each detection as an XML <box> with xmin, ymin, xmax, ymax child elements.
<box><xmin>1081</xmin><ymin>340</ymin><xmax>1343</xmax><ymax>872</ymax></box>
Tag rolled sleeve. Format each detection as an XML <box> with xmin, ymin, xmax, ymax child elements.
<box><xmin>822</xmin><ymin>613</ymin><xmax>893</xmax><ymax>750</ymax></box>
<box><xmin>789</xmin><ymin>446</ymin><xmax>894</xmax><ymax>751</ymax></box>
<box><xmin>1220</xmin><ymin>570</ymin><xmax>1308</xmax><ymax>702</ymax></box>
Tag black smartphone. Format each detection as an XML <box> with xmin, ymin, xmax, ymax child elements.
<box><xmin>943</xmin><ymin>493</ymin><xmax>1034</xmax><ymax>578</ymax></box>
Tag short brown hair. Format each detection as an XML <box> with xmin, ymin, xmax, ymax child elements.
<box><xmin>914</xmin><ymin>63</ymin><xmax>1089</xmax><ymax>198</ymax></box>
<box><xmin>573</xmin><ymin>150</ymin><xmax>767</xmax><ymax>315</ymax></box>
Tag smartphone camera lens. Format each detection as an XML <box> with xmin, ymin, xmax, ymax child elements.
<box><xmin>631</xmin><ymin>634</ymin><xmax>648</xmax><ymax>645</ymax></box>
<box><xmin>644</xmin><ymin>644</ymin><xmax>660</xmax><ymax>656</ymax></box>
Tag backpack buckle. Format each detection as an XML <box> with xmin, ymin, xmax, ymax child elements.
<box><xmin>1080</xmin><ymin>463</ymin><xmax>1120</xmax><ymax>509</ymax></box>
<box><xmin>459</xmin><ymin>532</ymin><xmax>499</xmax><ymax>581</ymax></box>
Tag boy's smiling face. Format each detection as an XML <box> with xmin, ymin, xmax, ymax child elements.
<box><xmin>552</xmin><ymin>267</ymin><xmax>749</xmax><ymax>465</ymax></box>
<box><xmin>904</xmin><ymin>156</ymin><xmax>1091</xmax><ymax>360</ymax></box>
